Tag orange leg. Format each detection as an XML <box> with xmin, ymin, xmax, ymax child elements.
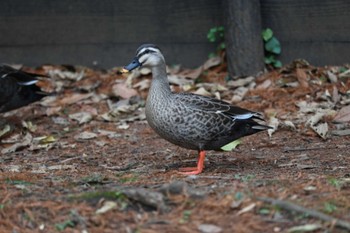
<box><xmin>179</xmin><ymin>150</ymin><xmax>206</xmax><ymax>175</ymax></box>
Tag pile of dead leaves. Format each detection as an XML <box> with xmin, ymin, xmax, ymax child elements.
<box><xmin>1</xmin><ymin>57</ymin><xmax>350</xmax><ymax>154</ymax></box>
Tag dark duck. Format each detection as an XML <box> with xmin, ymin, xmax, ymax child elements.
<box><xmin>0</xmin><ymin>65</ymin><xmax>48</xmax><ymax>113</ymax></box>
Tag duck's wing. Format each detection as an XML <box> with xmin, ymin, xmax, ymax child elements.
<box><xmin>0</xmin><ymin>65</ymin><xmax>45</xmax><ymax>85</ymax></box>
<box><xmin>173</xmin><ymin>92</ymin><xmax>270</xmax><ymax>151</ymax></box>
<box><xmin>174</xmin><ymin>92</ymin><xmax>264</xmax><ymax>121</ymax></box>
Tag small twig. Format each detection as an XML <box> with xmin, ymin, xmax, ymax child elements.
<box><xmin>283</xmin><ymin>146</ymin><xmax>336</xmax><ymax>153</ymax></box>
<box><xmin>256</xmin><ymin>196</ymin><xmax>350</xmax><ymax>231</ymax></box>
<box><xmin>59</xmin><ymin>156</ymin><xmax>81</xmax><ymax>163</ymax></box>
<box><xmin>100</xmin><ymin>162</ymin><xmax>139</xmax><ymax>171</ymax></box>
<box><xmin>189</xmin><ymin>175</ymin><xmax>236</xmax><ymax>180</ymax></box>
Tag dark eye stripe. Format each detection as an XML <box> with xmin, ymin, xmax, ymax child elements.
<box><xmin>137</xmin><ymin>48</ymin><xmax>156</xmax><ymax>59</ymax></box>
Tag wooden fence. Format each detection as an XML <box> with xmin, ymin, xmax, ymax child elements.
<box><xmin>0</xmin><ymin>0</ymin><xmax>349</xmax><ymax>74</ymax></box>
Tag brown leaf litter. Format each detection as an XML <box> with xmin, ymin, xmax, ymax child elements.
<box><xmin>0</xmin><ymin>58</ymin><xmax>350</xmax><ymax>232</ymax></box>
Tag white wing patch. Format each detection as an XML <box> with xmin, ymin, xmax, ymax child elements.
<box><xmin>18</xmin><ymin>80</ymin><xmax>38</xmax><ymax>86</ymax></box>
<box><xmin>232</xmin><ymin>113</ymin><xmax>254</xmax><ymax>120</ymax></box>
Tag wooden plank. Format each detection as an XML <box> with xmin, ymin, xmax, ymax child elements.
<box><xmin>223</xmin><ymin>0</ymin><xmax>264</xmax><ymax>77</ymax></box>
<box><xmin>261</xmin><ymin>0</ymin><xmax>350</xmax><ymax>66</ymax></box>
<box><xmin>0</xmin><ymin>0</ymin><xmax>222</xmax><ymax>68</ymax></box>
<box><xmin>1</xmin><ymin>0</ymin><xmax>349</xmax><ymax>69</ymax></box>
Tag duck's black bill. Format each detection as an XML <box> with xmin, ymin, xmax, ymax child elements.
<box><xmin>121</xmin><ymin>57</ymin><xmax>142</xmax><ymax>73</ymax></box>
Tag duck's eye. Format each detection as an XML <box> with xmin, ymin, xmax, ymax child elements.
<box><xmin>137</xmin><ymin>49</ymin><xmax>153</xmax><ymax>59</ymax></box>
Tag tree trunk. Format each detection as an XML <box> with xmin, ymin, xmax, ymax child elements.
<box><xmin>223</xmin><ymin>0</ymin><xmax>264</xmax><ymax>77</ymax></box>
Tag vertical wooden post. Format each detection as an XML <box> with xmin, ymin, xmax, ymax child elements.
<box><xmin>223</xmin><ymin>0</ymin><xmax>264</xmax><ymax>77</ymax></box>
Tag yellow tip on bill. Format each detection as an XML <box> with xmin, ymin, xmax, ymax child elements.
<box><xmin>120</xmin><ymin>68</ymin><xmax>130</xmax><ymax>73</ymax></box>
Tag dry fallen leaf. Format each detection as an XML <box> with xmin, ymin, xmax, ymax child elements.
<box><xmin>227</xmin><ymin>76</ymin><xmax>255</xmax><ymax>88</ymax></box>
<box><xmin>306</xmin><ymin>112</ymin><xmax>325</xmax><ymax>126</ymax></box>
<box><xmin>46</xmin><ymin>107</ymin><xmax>62</xmax><ymax>117</ymax></box>
<box><xmin>178</xmin><ymin>67</ymin><xmax>203</xmax><ymax>80</ymax></box>
<box><xmin>287</xmin><ymin>224</ymin><xmax>321</xmax><ymax>233</ymax></box>
<box><xmin>59</xmin><ymin>93</ymin><xmax>94</xmax><ymax>105</ymax></box>
<box><xmin>1</xmin><ymin>133</ymin><xmax>33</xmax><ymax>154</ymax></box>
<box><xmin>37</xmin><ymin>135</ymin><xmax>56</xmax><ymax>144</ymax></box>
<box><xmin>48</xmin><ymin>69</ymin><xmax>85</xmax><ymax>81</ymax></box>
<box><xmin>69</xmin><ymin>112</ymin><xmax>93</xmax><ymax>124</ymax></box>
<box><xmin>0</xmin><ymin>124</ymin><xmax>11</xmax><ymax>138</ymax></box>
<box><xmin>74</xmin><ymin>131</ymin><xmax>97</xmax><ymax>140</ymax></box>
<box><xmin>310</xmin><ymin>122</ymin><xmax>328</xmax><ymax>139</ymax></box>
<box><xmin>203</xmin><ymin>56</ymin><xmax>221</xmax><ymax>70</ymax></box>
<box><xmin>268</xmin><ymin>116</ymin><xmax>279</xmax><ymax>137</ymax></box>
<box><xmin>168</xmin><ymin>75</ymin><xmax>194</xmax><ymax>86</ymax></box>
<box><xmin>96</xmin><ymin>201</ymin><xmax>117</xmax><ymax>214</ymax></box>
<box><xmin>333</xmin><ymin>105</ymin><xmax>350</xmax><ymax>123</ymax></box>
<box><xmin>327</xmin><ymin>70</ymin><xmax>338</xmax><ymax>83</ymax></box>
<box><xmin>256</xmin><ymin>79</ymin><xmax>272</xmax><ymax>89</ymax></box>
<box><xmin>97</xmin><ymin>129</ymin><xmax>122</xmax><ymax>139</ymax></box>
<box><xmin>22</xmin><ymin>121</ymin><xmax>37</xmax><ymax>132</ymax></box>
<box><xmin>133</xmin><ymin>79</ymin><xmax>151</xmax><ymax>90</ymax></box>
<box><xmin>296</xmin><ymin>68</ymin><xmax>309</xmax><ymax>88</ymax></box>
<box><xmin>198</xmin><ymin>224</ymin><xmax>222</xmax><ymax>233</ymax></box>
<box><xmin>112</xmin><ymin>83</ymin><xmax>138</xmax><ymax>99</ymax></box>
<box><xmin>193</xmin><ymin>87</ymin><xmax>212</xmax><ymax>97</ymax></box>
<box><xmin>236</xmin><ymin>203</ymin><xmax>256</xmax><ymax>216</ymax></box>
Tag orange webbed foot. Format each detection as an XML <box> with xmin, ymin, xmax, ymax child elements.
<box><xmin>178</xmin><ymin>150</ymin><xmax>206</xmax><ymax>175</ymax></box>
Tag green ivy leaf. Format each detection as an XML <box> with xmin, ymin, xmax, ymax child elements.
<box><xmin>262</xmin><ymin>28</ymin><xmax>273</xmax><ymax>41</ymax></box>
<box><xmin>264</xmin><ymin>55</ymin><xmax>276</xmax><ymax>64</ymax></box>
<box><xmin>208</xmin><ymin>36</ymin><xmax>216</xmax><ymax>42</ymax></box>
<box><xmin>219</xmin><ymin>42</ymin><xmax>226</xmax><ymax>50</ymax></box>
<box><xmin>208</xmin><ymin>28</ymin><xmax>217</xmax><ymax>34</ymax></box>
<box><xmin>208</xmin><ymin>52</ymin><xmax>216</xmax><ymax>58</ymax></box>
<box><xmin>273</xmin><ymin>60</ymin><xmax>283</xmax><ymax>68</ymax></box>
<box><xmin>265</xmin><ymin>37</ymin><xmax>281</xmax><ymax>54</ymax></box>
<box><xmin>221</xmin><ymin>139</ymin><xmax>241</xmax><ymax>151</ymax></box>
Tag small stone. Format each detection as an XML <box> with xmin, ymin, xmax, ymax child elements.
<box><xmin>198</xmin><ymin>224</ymin><xmax>222</xmax><ymax>233</ymax></box>
<box><xmin>74</xmin><ymin>131</ymin><xmax>97</xmax><ymax>140</ymax></box>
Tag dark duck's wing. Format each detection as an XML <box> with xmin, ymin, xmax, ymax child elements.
<box><xmin>173</xmin><ymin>92</ymin><xmax>271</xmax><ymax>151</ymax></box>
<box><xmin>0</xmin><ymin>65</ymin><xmax>49</xmax><ymax>113</ymax></box>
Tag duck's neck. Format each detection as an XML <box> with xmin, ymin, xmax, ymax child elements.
<box><xmin>149</xmin><ymin>63</ymin><xmax>171</xmax><ymax>96</ymax></box>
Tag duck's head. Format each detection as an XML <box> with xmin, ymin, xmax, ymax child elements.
<box><xmin>121</xmin><ymin>44</ymin><xmax>164</xmax><ymax>73</ymax></box>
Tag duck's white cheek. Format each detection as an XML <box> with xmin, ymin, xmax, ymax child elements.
<box><xmin>139</xmin><ymin>57</ymin><xmax>147</xmax><ymax>65</ymax></box>
<box><xmin>148</xmin><ymin>57</ymin><xmax>160</xmax><ymax>66</ymax></box>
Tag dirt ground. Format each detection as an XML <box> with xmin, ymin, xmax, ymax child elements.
<box><xmin>1</xmin><ymin>61</ymin><xmax>350</xmax><ymax>233</ymax></box>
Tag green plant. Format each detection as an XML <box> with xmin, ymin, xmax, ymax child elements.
<box><xmin>55</xmin><ymin>220</ymin><xmax>76</xmax><ymax>231</ymax></box>
<box><xmin>262</xmin><ymin>28</ymin><xmax>282</xmax><ymax>68</ymax></box>
<box><xmin>323</xmin><ymin>202</ymin><xmax>337</xmax><ymax>213</ymax></box>
<box><xmin>327</xmin><ymin>177</ymin><xmax>344</xmax><ymax>190</ymax></box>
<box><xmin>79</xmin><ymin>173</ymin><xmax>105</xmax><ymax>185</ymax></box>
<box><xmin>5</xmin><ymin>179</ymin><xmax>32</xmax><ymax>186</ymax></box>
<box><xmin>207</xmin><ymin>26</ymin><xmax>225</xmax><ymax>57</ymax></box>
<box><xmin>234</xmin><ymin>192</ymin><xmax>244</xmax><ymax>200</ymax></box>
<box><xmin>258</xmin><ymin>207</ymin><xmax>270</xmax><ymax>215</ymax></box>
<box><xmin>234</xmin><ymin>174</ymin><xmax>255</xmax><ymax>183</ymax></box>
<box><xmin>179</xmin><ymin>210</ymin><xmax>192</xmax><ymax>224</ymax></box>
